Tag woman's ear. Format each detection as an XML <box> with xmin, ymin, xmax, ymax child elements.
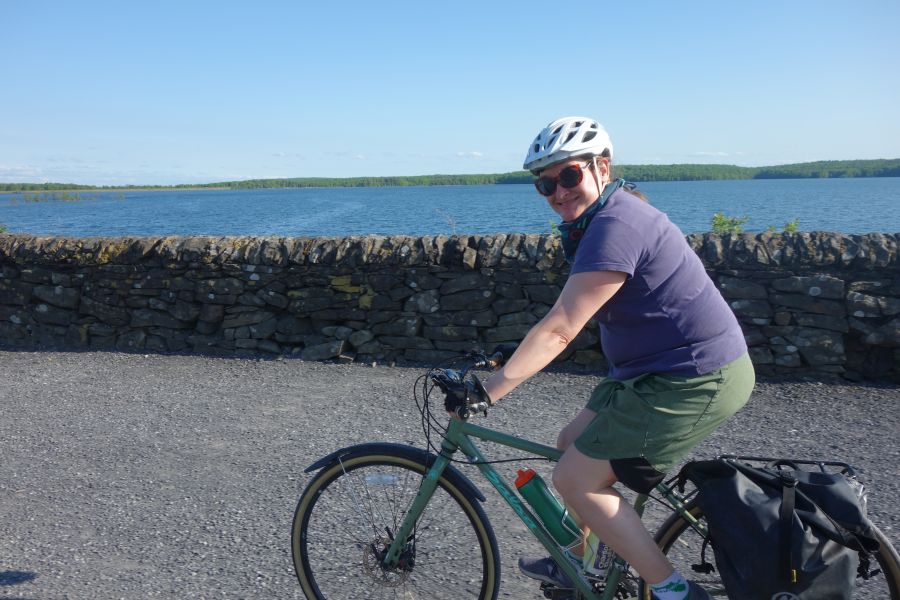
<box><xmin>593</xmin><ymin>157</ymin><xmax>611</xmax><ymax>186</ymax></box>
<box><xmin>596</xmin><ymin>157</ymin><xmax>610</xmax><ymax>178</ymax></box>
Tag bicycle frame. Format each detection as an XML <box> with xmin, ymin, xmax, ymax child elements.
<box><xmin>382</xmin><ymin>417</ymin><xmax>707</xmax><ymax>600</ymax></box>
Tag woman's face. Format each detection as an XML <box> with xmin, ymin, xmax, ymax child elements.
<box><xmin>540</xmin><ymin>158</ymin><xmax>609</xmax><ymax>222</ymax></box>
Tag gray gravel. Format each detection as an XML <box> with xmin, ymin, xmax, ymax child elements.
<box><xmin>0</xmin><ymin>350</ymin><xmax>898</xmax><ymax>599</ymax></box>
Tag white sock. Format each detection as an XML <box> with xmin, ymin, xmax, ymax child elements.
<box><xmin>649</xmin><ymin>570</ymin><xmax>689</xmax><ymax>600</ymax></box>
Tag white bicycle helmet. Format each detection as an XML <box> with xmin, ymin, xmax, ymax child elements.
<box><xmin>523</xmin><ymin>116</ymin><xmax>613</xmax><ymax>173</ymax></box>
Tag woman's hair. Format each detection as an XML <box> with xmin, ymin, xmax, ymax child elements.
<box><xmin>598</xmin><ymin>157</ymin><xmax>650</xmax><ymax>202</ymax></box>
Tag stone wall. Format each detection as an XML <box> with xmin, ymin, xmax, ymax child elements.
<box><xmin>1</xmin><ymin>233</ymin><xmax>898</xmax><ymax>380</ymax></box>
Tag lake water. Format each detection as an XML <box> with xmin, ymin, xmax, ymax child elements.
<box><xmin>1</xmin><ymin>177</ymin><xmax>898</xmax><ymax>237</ymax></box>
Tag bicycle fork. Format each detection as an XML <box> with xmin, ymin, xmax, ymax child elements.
<box><xmin>380</xmin><ymin>446</ymin><xmax>454</xmax><ymax>569</ymax></box>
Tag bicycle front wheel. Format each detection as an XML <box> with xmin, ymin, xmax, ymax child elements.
<box><xmin>292</xmin><ymin>445</ymin><xmax>501</xmax><ymax>599</ymax></box>
<box><xmin>641</xmin><ymin>502</ymin><xmax>900</xmax><ymax>599</ymax></box>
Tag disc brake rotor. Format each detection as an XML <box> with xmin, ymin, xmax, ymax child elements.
<box><xmin>362</xmin><ymin>536</ymin><xmax>412</xmax><ymax>587</ymax></box>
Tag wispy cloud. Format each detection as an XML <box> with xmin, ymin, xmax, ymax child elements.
<box><xmin>690</xmin><ymin>151</ymin><xmax>746</xmax><ymax>158</ymax></box>
<box><xmin>322</xmin><ymin>151</ymin><xmax>371</xmax><ymax>160</ymax></box>
<box><xmin>0</xmin><ymin>162</ymin><xmax>218</xmax><ymax>186</ymax></box>
<box><xmin>0</xmin><ymin>164</ymin><xmax>47</xmax><ymax>182</ymax></box>
<box><xmin>456</xmin><ymin>151</ymin><xmax>484</xmax><ymax>159</ymax></box>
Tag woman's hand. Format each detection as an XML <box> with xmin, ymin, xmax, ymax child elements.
<box><xmin>443</xmin><ymin>375</ymin><xmax>491</xmax><ymax>420</ymax></box>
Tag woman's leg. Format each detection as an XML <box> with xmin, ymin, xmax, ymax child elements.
<box><xmin>553</xmin><ymin>447</ymin><xmax>673</xmax><ymax>584</ymax></box>
<box><xmin>555</xmin><ymin>408</ymin><xmax>599</xmax><ymax>556</ymax></box>
<box><xmin>557</xmin><ymin>407</ymin><xmax>597</xmax><ymax>450</ymax></box>
<box><xmin>517</xmin><ymin>409</ymin><xmax>604</xmax><ymax>585</ymax></box>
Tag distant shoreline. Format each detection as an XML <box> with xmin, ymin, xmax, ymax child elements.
<box><xmin>0</xmin><ymin>187</ymin><xmax>231</xmax><ymax>195</ymax></box>
<box><xmin>2</xmin><ymin>158</ymin><xmax>898</xmax><ymax>193</ymax></box>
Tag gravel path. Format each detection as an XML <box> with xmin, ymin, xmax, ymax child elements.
<box><xmin>0</xmin><ymin>350</ymin><xmax>897</xmax><ymax>599</ymax></box>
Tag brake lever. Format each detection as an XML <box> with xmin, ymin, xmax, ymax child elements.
<box><xmin>430</xmin><ymin>368</ymin><xmax>462</xmax><ymax>391</ymax></box>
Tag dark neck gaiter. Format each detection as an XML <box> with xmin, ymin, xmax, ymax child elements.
<box><xmin>557</xmin><ymin>179</ymin><xmax>631</xmax><ymax>262</ymax></box>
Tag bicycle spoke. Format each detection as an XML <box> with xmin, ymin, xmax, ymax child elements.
<box><xmin>294</xmin><ymin>452</ymin><xmax>498</xmax><ymax>600</ymax></box>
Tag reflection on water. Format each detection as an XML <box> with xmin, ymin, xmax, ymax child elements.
<box><xmin>1</xmin><ymin>178</ymin><xmax>898</xmax><ymax>237</ymax></box>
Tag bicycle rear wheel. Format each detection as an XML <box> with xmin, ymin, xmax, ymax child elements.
<box><xmin>640</xmin><ymin>502</ymin><xmax>900</xmax><ymax>599</ymax></box>
<box><xmin>292</xmin><ymin>445</ymin><xmax>501</xmax><ymax>599</ymax></box>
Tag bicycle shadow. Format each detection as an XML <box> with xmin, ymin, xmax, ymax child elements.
<box><xmin>0</xmin><ymin>571</ymin><xmax>36</xmax><ymax>587</ymax></box>
<box><xmin>0</xmin><ymin>570</ymin><xmax>37</xmax><ymax>599</ymax></box>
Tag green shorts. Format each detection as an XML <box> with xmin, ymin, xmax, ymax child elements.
<box><xmin>573</xmin><ymin>353</ymin><xmax>755</xmax><ymax>490</ymax></box>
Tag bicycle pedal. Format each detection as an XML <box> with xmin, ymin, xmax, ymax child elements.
<box><xmin>539</xmin><ymin>582</ymin><xmax>575</xmax><ymax>600</ymax></box>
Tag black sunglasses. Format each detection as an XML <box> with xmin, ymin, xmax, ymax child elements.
<box><xmin>533</xmin><ymin>161</ymin><xmax>593</xmax><ymax>196</ymax></box>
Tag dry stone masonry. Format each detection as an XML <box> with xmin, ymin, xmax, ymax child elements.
<box><xmin>1</xmin><ymin>232</ymin><xmax>898</xmax><ymax>380</ymax></box>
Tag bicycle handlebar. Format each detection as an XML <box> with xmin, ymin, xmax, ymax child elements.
<box><xmin>428</xmin><ymin>345</ymin><xmax>517</xmax><ymax>420</ymax></box>
<box><xmin>465</xmin><ymin>343</ymin><xmax>516</xmax><ymax>371</ymax></box>
<box><xmin>463</xmin><ymin>401</ymin><xmax>490</xmax><ymax>417</ymax></box>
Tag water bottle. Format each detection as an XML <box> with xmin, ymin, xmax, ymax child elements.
<box><xmin>515</xmin><ymin>469</ymin><xmax>579</xmax><ymax>546</ymax></box>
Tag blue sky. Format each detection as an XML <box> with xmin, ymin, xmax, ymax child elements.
<box><xmin>3</xmin><ymin>1</ymin><xmax>899</xmax><ymax>186</ymax></box>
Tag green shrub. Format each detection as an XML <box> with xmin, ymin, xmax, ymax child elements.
<box><xmin>711</xmin><ymin>212</ymin><xmax>750</xmax><ymax>234</ymax></box>
<box><xmin>764</xmin><ymin>220</ymin><xmax>801</xmax><ymax>234</ymax></box>
<box><xmin>549</xmin><ymin>220</ymin><xmax>560</xmax><ymax>236</ymax></box>
<box><xmin>783</xmin><ymin>219</ymin><xmax>800</xmax><ymax>234</ymax></box>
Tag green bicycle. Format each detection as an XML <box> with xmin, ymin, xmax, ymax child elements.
<box><xmin>291</xmin><ymin>350</ymin><xmax>900</xmax><ymax>599</ymax></box>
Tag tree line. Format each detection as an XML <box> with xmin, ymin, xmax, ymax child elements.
<box><xmin>2</xmin><ymin>159</ymin><xmax>898</xmax><ymax>192</ymax></box>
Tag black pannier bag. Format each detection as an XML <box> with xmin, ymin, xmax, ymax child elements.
<box><xmin>677</xmin><ymin>457</ymin><xmax>881</xmax><ymax>600</ymax></box>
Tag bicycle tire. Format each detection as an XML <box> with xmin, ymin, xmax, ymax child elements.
<box><xmin>292</xmin><ymin>444</ymin><xmax>501</xmax><ymax>599</ymax></box>
<box><xmin>639</xmin><ymin>502</ymin><xmax>900</xmax><ymax>599</ymax></box>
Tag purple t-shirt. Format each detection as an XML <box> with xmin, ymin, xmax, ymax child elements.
<box><xmin>570</xmin><ymin>188</ymin><xmax>747</xmax><ymax>380</ymax></box>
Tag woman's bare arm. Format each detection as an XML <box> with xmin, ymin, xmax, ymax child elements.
<box><xmin>482</xmin><ymin>270</ymin><xmax>626</xmax><ymax>403</ymax></box>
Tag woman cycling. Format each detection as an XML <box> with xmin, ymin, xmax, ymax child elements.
<box><xmin>479</xmin><ymin>117</ymin><xmax>755</xmax><ymax>600</ymax></box>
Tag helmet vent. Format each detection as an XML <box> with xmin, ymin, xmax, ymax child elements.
<box><xmin>522</xmin><ymin>116</ymin><xmax>613</xmax><ymax>171</ymax></box>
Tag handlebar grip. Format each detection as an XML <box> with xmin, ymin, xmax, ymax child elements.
<box><xmin>487</xmin><ymin>343</ymin><xmax>518</xmax><ymax>368</ymax></box>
